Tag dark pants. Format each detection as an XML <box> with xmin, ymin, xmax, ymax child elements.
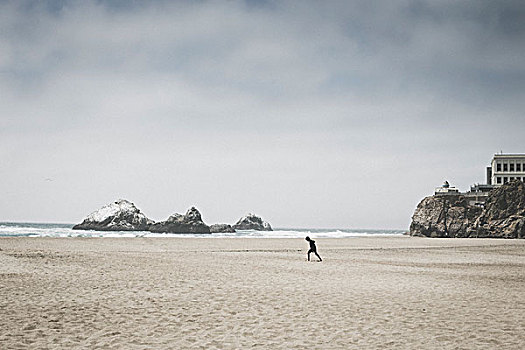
<box><xmin>308</xmin><ymin>249</ymin><xmax>322</xmax><ymax>261</ymax></box>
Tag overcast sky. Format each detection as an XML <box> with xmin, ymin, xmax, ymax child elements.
<box><xmin>1</xmin><ymin>0</ymin><xmax>524</xmax><ymax>229</ymax></box>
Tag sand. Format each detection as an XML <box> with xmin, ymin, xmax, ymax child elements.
<box><xmin>1</xmin><ymin>236</ymin><xmax>524</xmax><ymax>349</ymax></box>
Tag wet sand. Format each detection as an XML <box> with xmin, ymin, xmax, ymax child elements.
<box><xmin>1</xmin><ymin>236</ymin><xmax>524</xmax><ymax>349</ymax></box>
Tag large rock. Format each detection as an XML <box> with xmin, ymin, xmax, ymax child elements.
<box><xmin>73</xmin><ymin>199</ymin><xmax>154</xmax><ymax>231</ymax></box>
<box><xmin>469</xmin><ymin>180</ymin><xmax>525</xmax><ymax>238</ymax></box>
<box><xmin>149</xmin><ymin>207</ymin><xmax>210</xmax><ymax>234</ymax></box>
<box><xmin>233</xmin><ymin>213</ymin><xmax>272</xmax><ymax>231</ymax></box>
<box><xmin>410</xmin><ymin>180</ymin><xmax>525</xmax><ymax>238</ymax></box>
<box><xmin>210</xmin><ymin>224</ymin><xmax>236</xmax><ymax>233</ymax></box>
<box><xmin>409</xmin><ymin>195</ymin><xmax>482</xmax><ymax>238</ymax></box>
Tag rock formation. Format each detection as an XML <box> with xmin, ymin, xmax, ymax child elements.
<box><xmin>233</xmin><ymin>213</ymin><xmax>272</xmax><ymax>231</ymax></box>
<box><xmin>73</xmin><ymin>199</ymin><xmax>154</xmax><ymax>231</ymax></box>
<box><xmin>469</xmin><ymin>180</ymin><xmax>525</xmax><ymax>238</ymax></box>
<box><xmin>74</xmin><ymin>202</ymin><xmax>275</xmax><ymax>234</ymax></box>
<box><xmin>149</xmin><ymin>207</ymin><xmax>210</xmax><ymax>234</ymax></box>
<box><xmin>210</xmin><ymin>224</ymin><xmax>236</xmax><ymax>233</ymax></box>
<box><xmin>409</xmin><ymin>195</ymin><xmax>481</xmax><ymax>238</ymax></box>
<box><xmin>410</xmin><ymin>180</ymin><xmax>525</xmax><ymax>238</ymax></box>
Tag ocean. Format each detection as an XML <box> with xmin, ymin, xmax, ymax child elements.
<box><xmin>0</xmin><ymin>222</ymin><xmax>405</xmax><ymax>238</ymax></box>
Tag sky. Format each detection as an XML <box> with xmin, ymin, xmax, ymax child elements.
<box><xmin>1</xmin><ymin>0</ymin><xmax>525</xmax><ymax>229</ymax></box>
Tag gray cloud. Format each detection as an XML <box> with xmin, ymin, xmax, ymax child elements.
<box><xmin>1</xmin><ymin>0</ymin><xmax>524</xmax><ymax>228</ymax></box>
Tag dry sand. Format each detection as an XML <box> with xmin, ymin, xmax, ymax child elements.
<box><xmin>1</xmin><ymin>236</ymin><xmax>524</xmax><ymax>349</ymax></box>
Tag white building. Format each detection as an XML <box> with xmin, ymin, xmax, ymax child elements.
<box><xmin>434</xmin><ymin>181</ymin><xmax>460</xmax><ymax>196</ymax></box>
<box><xmin>488</xmin><ymin>154</ymin><xmax>525</xmax><ymax>186</ymax></box>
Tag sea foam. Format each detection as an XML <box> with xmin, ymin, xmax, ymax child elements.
<box><xmin>0</xmin><ymin>222</ymin><xmax>405</xmax><ymax>238</ymax></box>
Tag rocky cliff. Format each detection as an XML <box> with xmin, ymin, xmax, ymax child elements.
<box><xmin>469</xmin><ymin>180</ymin><xmax>525</xmax><ymax>238</ymax></box>
<box><xmin>409</xmin><ymin>194</ymin><xmax>482</xmax><ymax>238</ymax></box>
<box><xmin>410</xmin><ymin>180</ymin><xmax>525</xmax><ymax>238</ymax></box>
<box><xmin>233</xmin><ymin>214</ymin><xmax>272</xmax><ymax>231</ymax></box>
<box><xmin>149</xmin><ymin>207</ymin><xmax>210</xmax><ymax>234</ymax></box>
<box><xmin>73</xmin><ymin>199</ymin><xmax>154</xmax><ymax>231</ymax></box>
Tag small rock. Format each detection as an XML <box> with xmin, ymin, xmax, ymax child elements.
<box><xmin>210</xmin><ymin>224</ymin><xmax>236</xmax><ymax>233</ymax></box>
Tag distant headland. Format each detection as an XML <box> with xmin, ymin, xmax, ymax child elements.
<box><xmin>409</xmin><ymin>153</ymin><xmax>525</xmax><ymax>238</ymax></box>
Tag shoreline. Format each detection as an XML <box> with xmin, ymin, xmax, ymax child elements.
<box><xmin>0</xmin><ymin>222</ymin><xmax>407</xmax><ymax>239</ymax></box>
<box><xmin>1</xmin><ymin>237</ymin><xmax>524</xmax><ymax>349</ymax></box>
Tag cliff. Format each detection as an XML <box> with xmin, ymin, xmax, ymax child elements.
<box><xmin>409</xmin><ymin>195</ymin><xmax>481</xmax><ymax>238</ymax></box>
<box><xmin>409</xmin><ymin>180</ymin><xmax>525</xmax><ymax>238</ymax></box>
<box><xmin>469</xmin><ymin>180</ymin><xmax>525</xmax><ymax>238</ymax></box>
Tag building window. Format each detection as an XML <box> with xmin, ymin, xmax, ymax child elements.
<box><xmin>497</xmin><ymin>177</ymin><xmax>502</xmax><ymax>184</ymax></box>
<box><xmin>504</xmin><ymin>163</ymin><xmax>508</xmax><ymax>171</ymax></box>
<box><xmin>504</xmin><ymin>177</ymin><xmax>508</xmax><ymax>183</ymax></box>
<box><xmin>497</xmin><ymin>163</ymin><xmax>501</xmax><ymax>172</ymax></box>
<box><xmin>510</xmin><ymin>163</ymin><xmax>515</xmax><ymax>171</ymax></box>
<box><xmin>518</xmin><ymin>163</ymin><xmax>522</xmax><ymax>172</ymax></box>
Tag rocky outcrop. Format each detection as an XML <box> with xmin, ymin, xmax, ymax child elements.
<box><xmin>233</xmin><ymin>213</ymin><xmax>272</xmax><ymax>231</ymax></box>
<box><xmin>469</xmin><ymin>180</ymin><xmax>525</xmax><ymax>238</ymax></box>
<box><xmin>409</xmin><ymin>195</ymin><xmax>482</xmax><ymax>238</ymax></box>
<box><xmin>149</xmin><ymin>207</ymin><xmax>210</xmax><ymax>234</ymax></box>
<box><xmin>74</xmin><ymin>202</ymin><xmax>274</xmax><ymax>234</ymax></box>
<box><xmin>210</xmin><ymin>224</ymin><xmax>236</xmax><ymax>233</ymax></box>
<box><xmin>410</xmin><ymin>180</ymin><xmax>525</xmax><ymax>238</ymax></box>
<box><xmin>73</xmin><ymin>199</ymin><xmax>154</xmax><ymax>231</ymax></box>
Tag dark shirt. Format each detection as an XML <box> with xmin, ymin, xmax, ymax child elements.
<box><xmin>309</xmin><ymin>239</ymin><xmax>317</xmax><ymax>251</ymax></box>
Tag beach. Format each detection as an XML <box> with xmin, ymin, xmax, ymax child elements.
<box><xmin>1</xmin><ymin>236</ymin><xmax>524</xmax><ymax>349</ymax></box>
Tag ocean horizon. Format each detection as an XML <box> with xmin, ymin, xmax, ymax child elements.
<box><xmin>0</xmin><ymin>222</ymin><xmax>406</xmax><ymax>238</ymax></box>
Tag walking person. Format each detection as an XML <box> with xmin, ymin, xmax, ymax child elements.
<box><xmin>305</xmin><ymin>236</ymin><xmax>322</xmax><ymax>262</ymax></box>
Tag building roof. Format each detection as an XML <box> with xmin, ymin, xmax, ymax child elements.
<box><xmin>493</xmin><ymin>154</ymin><xmax>525</xmax><ymax>158</ymax></box>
